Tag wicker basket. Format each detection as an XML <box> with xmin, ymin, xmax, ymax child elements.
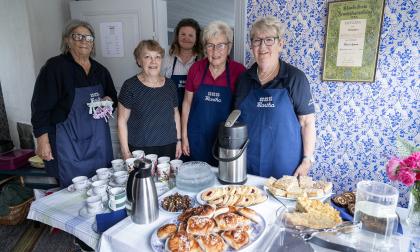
<box><xmin>0</xmin><ymin>197</ymin><xmax>33</xmax><ymax>225</ymax></box>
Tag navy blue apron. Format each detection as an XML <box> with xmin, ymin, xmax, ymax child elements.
<box><xmin>187</xmin><ymin>62</ymin><xmax>232</xmax><ymax>166</ymax></box>
<box><xmin>239</xmin><ymin>87</ymin><xmax>302</xmax><ymax>178</ymax></box>
<box><xmin>55</xmin><ymin>85</ymin><xmax>113</xmax><ymax>188</ymax></box>
<box><xmin>170</xmin><ymin>56</ymin><xmax>196</xmax><ymax>109</ymax></box>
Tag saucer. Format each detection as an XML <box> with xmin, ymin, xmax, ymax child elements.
<box><xmin>79</xmin><ymin>206</ymin><xmax>106</xmax><ymax>218</ymax></box>
<box><xmin>109</xmin><ymin>180</ymin><xmax>126</xmax><ymax>187</ymax></box>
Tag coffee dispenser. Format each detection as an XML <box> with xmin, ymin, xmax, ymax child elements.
<box><xmin>213</xmin><ymin>110</ymin><xmax>249</xmax><ymax>184</ymax></box>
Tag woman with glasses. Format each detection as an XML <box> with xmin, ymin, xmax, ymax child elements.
<box><xmin>181</xmin><ymin>20</ymin><xmax>246</xmax><ymax>166</ymax></box>
<box><xmin>118</xmin><ymin>40</ymin><xmax>182</xmax><ymax>161</ymax></box>
<box><xmin>31</xmin><ymin>20</ymin><xmax>117</xmax><ymax>189</ymax></box>
<box><xmin>235</xmin><ymin>16</ymin><xmax>316</xmax><ymax>178</ymax></box>
<box><xmin>162</xmin><ymin>18</ymin><xmax>203</xmax><ymax>111</ymax></box>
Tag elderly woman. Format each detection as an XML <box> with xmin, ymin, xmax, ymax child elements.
<box><xmin>162</xmin><ymin>18</ymin><xmax>203</xmax><ymax>108</ymax></box>
<box><xmin>31</xmin><ymin>20</ymin><xmax>117</xmax><ymax>188</ymax></box>
<box><xmin>235</xmin><ymin>16</ymin><xmax>316</xmax><ymax>178</ymax></box>
<box><xmin>118</xmin><ymin>40</ymin><xmax>181</xmax><ymax>160</ymax></box>
<box><xmin>182</xmin><ymin>20</ymin><xmax>246</xmax><ymax>166</ymax></box>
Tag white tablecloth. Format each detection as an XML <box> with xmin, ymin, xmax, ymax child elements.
<box><xmin>27</xmin><ymin>188</ymin><xmax>100</xmax><ymax>249</ymax></box>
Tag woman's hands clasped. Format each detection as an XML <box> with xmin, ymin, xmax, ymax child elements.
<box><xmin>36</xmin><ymin>133</ymin><xmax>54</xmax><ymax>161</ymax></box>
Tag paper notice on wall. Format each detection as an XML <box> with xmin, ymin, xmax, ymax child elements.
<box><xmin>100</xmin><ymin>22</ymin><xmax>124</xmax><ymax>58</ymax></box>
<box><xmin>336</xmin><ymin>19</ymin><xmax>366</xmax><ymax>67</ymax></box>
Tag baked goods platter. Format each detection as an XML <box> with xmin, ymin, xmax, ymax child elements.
<box><xmin>264</xmin><ymin>175</ymin><xmax>333</xmax><ymax>201</ymax></box>
<box><xmin>196</xmin><ymin>185</ymin><xmax>268</xmax><ymax>207</ymax></box>
<box><xmin>151</xmin><ymin>204</ymin><xmax>266</xmax><ymax>252</ymax></box>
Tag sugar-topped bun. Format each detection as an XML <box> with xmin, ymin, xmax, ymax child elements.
<box><xmin>196</xmin><ymin>233</ymin><xmax>227</xmax><ymax>252</ymax></box>
<box><xmin>186</xmin><ymin>216</ymin><xmax>216</xmax><ymax>236</ymax></box>
<box><xmin>157</xmin><ymin>223</ymin><xmax>177</xmax><ymax>240</ymax></box>
<box><xmin>178</xmin><ymin>207</ymin><xmax>196</xmax><ymax>222</ymax></box>
<box><xmin>214</xmin><ymin>212</ymin><xmax>250</xmax><ymax>231</ymax></box>
<box><xmin>165</xmin><ymin>231</ymin><xmax>202</xmax><ymax>252</ymax></box>
<box><xmin>195</xmin><ymin>204</ymin><xmax>215</xmax><ymax>218</ymax></box>
<box><xmin>221</xmin><ymin>229</ymin><xmax>250</xmax><ymax>250</ymax></box>
<box><xmin>237</xmin><ymin>207</ymin><xmax>261</xmax><ymax>224</ymax></box>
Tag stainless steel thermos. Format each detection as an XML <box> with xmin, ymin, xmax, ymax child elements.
<box><xmin>213</xmin><ymin>110</ymin><xmax>249</xmax><ymax>184</ymax></box>
<box><xmin>126</xmin><ymin>159</ymin><xmax>159</xmax><ymax>224</ymax></box>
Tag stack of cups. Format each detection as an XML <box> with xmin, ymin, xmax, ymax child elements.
<box><xmin>132</xmin><ymin>150</ymin><xmax>145</xmax><ymax>160</ymax></box>
<box><xmin>96</xmin><ymin>168</ymin><xmax>111</xmax><ymax>181</ymax></box>
<box><xmin>113</xmin><ymin>170</ymin><xmax>129</xmax><ymax>185</ymax></box>
<box><xmin>108</xmin><ymin>187</ymin><xmax>127</xmax><ymax>211</ymax></box>
<box><xmin>72</xmin><ymin>176</ymin><xmax>89</xmax><ymax>191</ymax></box>
<box><xmin>111</xmin><ymin>159</ymin><xmax>125</xmax><ymax>172</ymax></box>
<box><xmin>86</xmin><ymin>195</ymin><xmax>103</xmax><ymax>214</ymax></box>
<box><xmin>145</xmin><ymin>154</ymin><xmax>158</xmax><ymax>176</ymax></box>
<box><xmin>91</xmin><ymin>180</ymin><xmax>108</xmax><ymax>201</ymax></box>
<box><xmin>169</xmin><ymin>159</ymin><xmax>183</xmax><ymax>178</ymax></box>
<box><xmin>125</xmin><ymin>158</ymin><xmax>137</xmax><ymax>173</ymax></box>
<box><xmin>157</xmin><ymin>156</ymin><xmax>170</xmax><ymax>183</ymax></box>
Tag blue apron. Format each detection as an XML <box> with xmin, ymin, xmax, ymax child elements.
<box><xmin>239</xmin><ymin>88</ymin><xmax>302</xmax><ymax>178</ymax></box>
<box><xmin>187</xmin><ymin>62</ymin><xmax>232</xmax><ymax>166</ymax></box>
<box><xmin>55</xmin><ymin>85</ymin><xmax>113</xmax><ymax>188</ymax></box>
<box><xmin>170</xmin><ymin>56</ymin><xmax>196</xmax><ymax>109</ymax></box>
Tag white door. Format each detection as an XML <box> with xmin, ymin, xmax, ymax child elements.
<box><xmin>70</xmin><ymin>0</ymin><xmax>167</xmax><ymax>158</ymax></box>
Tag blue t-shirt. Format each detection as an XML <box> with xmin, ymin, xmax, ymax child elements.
<box><xmin>234</xmin><ymin>60</ymin><xmax>315</xmax><ymax>115</ymax></box>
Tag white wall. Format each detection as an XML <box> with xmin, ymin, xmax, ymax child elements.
<box><xmin>0</xmin><ymin>0</ymin><xmax>70</xmax><ymax>148</ymax></box>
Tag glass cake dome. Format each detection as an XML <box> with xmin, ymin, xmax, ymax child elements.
<box><xmin>176</xmin><ymin>161</ymin><xmax>216</xmax><ymax>192</ymax></box>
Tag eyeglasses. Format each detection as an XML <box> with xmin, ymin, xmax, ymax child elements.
<box><xmin>251</xmin><ymin>37</ymin><xmax>279</xmax><ymax>47</ymax></box>
<box><xmin>71</xmin><ymin>33</ymin><xmax>95</xmax><ymax>42</ymax></box>
<box><xmin>205</xmin><ymin>42</ymin><xmax>229</xmax><ymax>51</ymax></box>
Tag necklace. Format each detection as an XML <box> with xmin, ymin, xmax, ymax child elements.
<box><xmin>257</xmin><ymin>64</ymin><xmax>279</xmax><ymax>83</ymax></box>
<box><xmin>139</xmin><ymin>73</ymin><xmax>161</xmax><ymax>87</ymax></box>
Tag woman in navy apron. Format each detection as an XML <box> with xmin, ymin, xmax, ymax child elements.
<box><xmin>162</xmin><ymin>18</ymin><xmax>203</xmax><ymax>110</ymax></box>
<box><xmin>31</xmin><ymin>20</ymin><xmax>117</xmax><ymax>188</ymax></box>
<box><xmin>181</xmin><ymin>21</ymin><xmax>246</xmax><ymax>166</ymax></box>
<box><xmin>235</xmin><ymin>16</ymin><xmax>316</xmax><ymax>178</ymax></box>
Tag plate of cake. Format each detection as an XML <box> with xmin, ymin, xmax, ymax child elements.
<box><xmin>264</xmin><ymin>175</ymin><xmax>333</xmax><ymax>201</ymax></box>
<box><xmin>150</xmin><ymin>204</ymin><xmax>266</xmax><ymax>251</ymax></box>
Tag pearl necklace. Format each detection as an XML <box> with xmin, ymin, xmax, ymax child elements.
<box><xmin>257</xmin><ymin>64</ymin><xmax>279</xmax><ymax>83</ymax></box>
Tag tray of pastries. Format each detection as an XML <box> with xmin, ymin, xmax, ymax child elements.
<box><xmin>197</xmin><ymin>185</ymin><xmax>268</xmax><ymax>208</ymax></box>
<box><xmin>151</xmin><ymin>204</ymin><xmax>266</xmax><ymax>252</ymax></box>
<box><xmin>264</xmin><ymin>175</ymin><xmax>333</xmax><ymax>200</ymax></box>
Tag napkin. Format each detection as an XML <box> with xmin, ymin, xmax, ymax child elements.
<box><xmin>331</xmin><ymin>202</ymin><xmax>403</xmax><ymax>234</ymax></box>
<box><xmin>95</xmin><ymin>209</ymin><xmax>127</xmax><ymax>233</ymax></box>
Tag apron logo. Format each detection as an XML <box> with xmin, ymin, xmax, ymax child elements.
<box><xmin>90</xmin><ymin>92</ymin><xmax>100</xmax><ymax>99</ymax></box>
<box><xmin>257</xmin><ymin>96</ymin><xmax>275</xmax><ymax>108</ymax></box>
<box><xmin>205</xmin><ymin>91</ymin><xmax>222</xmax><ymax>103</ymax></box>
<box><xmin>178</xmin><ymin>80</ymin><xmax>186</xmax><ymax>88</ymax></box>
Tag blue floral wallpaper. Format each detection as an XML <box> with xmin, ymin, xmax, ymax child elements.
<box><xmin>245</xmin><ymin>0</ymin><xmax>419</xmax><ymax>206</ymax></box>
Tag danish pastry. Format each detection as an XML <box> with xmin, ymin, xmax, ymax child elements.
<box><xmin>196</xmin><ymin>233</ymin><xmax>227</xmax><ymax>252</ymax></box>
<box><xmin>221</xmin><ymin>229</ymin><xmax>250</xmax><ymax>250</ymax></box>
<box><xmin>201</xmin><ymin>188</ymin><xmax>223</xmax><ymax>201</ymax></box>
<box><xmin>165</xmin><ymin>231</ymin><xmax>202</xmax><ymax>252</ymax></box>
<box><xmin>186</xmin><ymin>216</ymin><xmax>216</xmax><ymax>236</ymax></box>
<box><xmin>237</xmin><ymin>207</ymin><xmax>261</xmax><ymax>224</ymax></box>
<box><xmin>214</xmin><ymin>212</ymin><xmax>250</xmax><ymax>231</ymax></box>
<box><xmin>157</xmin><ymin>223</ymin><xmax>177</xmax><ymax>240</ymax></box>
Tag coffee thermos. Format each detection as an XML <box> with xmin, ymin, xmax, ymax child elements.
<box><xmin>213</xmin><ymin>110</ymin><xmax>249</xmax><ymax>184</ymax></box>
<box><xmin>126</xmin><ymin>159</ymin><xmax>159</xmax><ymax>224</ymax></box>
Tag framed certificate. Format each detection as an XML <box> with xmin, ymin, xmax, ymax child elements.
<box><xmin>322</xmin><ymin>0</ymin><xmax>385</xmax><ymax>82</ymax></box>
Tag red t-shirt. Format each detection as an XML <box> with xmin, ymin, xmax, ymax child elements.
<box><xmin>185</xmin><ymin>58</ymin><xmax>246</xmax><ymax>93</ymax></box>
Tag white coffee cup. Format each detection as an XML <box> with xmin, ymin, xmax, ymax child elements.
<box><xmin>113</xmin><ymin>171</ymin><xmax>128</xmax><ymax>184</ymax></box>
<box><xmin>145</xmin><ymin>154</ymin><xmax>158</xmax><ymax>176</ymax></box>
<box><xmin>108</xmin><ymin>199</ymin><xmax>126</xmax><ymax>211</ymax></box>
<box><xmin>92</xmin><ymin>180</ymin><xmax>107</xmax><ymax>195</ymax></box>
<box><xmin>157</xmin><ymin>163</ymin><xmax>170</xmax><ymax>182</ymax></box>
<box><xmin>111</xmin><ymin>159</ymin><xmax>124</xmax><ymax>171</ymax></box>
<box><xmin>96</xmin><ymin>168</ymin><xmax>110</xmax><ymax>180</ymax></box>
<box><xmin>132</xmin><ymin>150</ymin><xmax>145</xmax><ymax>160</ymax></box>
<box><xmin>108</xmin><ymin>187</ymin><xmax>126</xmax><ymax>202</ymax></box>
<box><xmin>158</xmin><ymin>156</ymin><xmax>170</xmax><ymax>164</ymax></box>
<box><xmin>169</xmin><ymin>159</ymin><xmax>183</xmax><ymax>177</ymax></box>
<box><xmin>125</xmin><ymin>158</ymin><xmax>137</xmax><ymax>172</ymax></box>
<box><xmin>72</xmin><ymin>176</ymin><xmax>88</xmax><ymax>191</ymax></box>
<box><xmin>86</xmin><ymin>195</ymin><xmax>102</xmax><ymax>213</ymax></box>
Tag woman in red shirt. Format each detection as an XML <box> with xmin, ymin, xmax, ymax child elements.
<box><xmin>181</xmin><ymin>20</ymin><xmax>246</xmax><ymax>166</ymax></box>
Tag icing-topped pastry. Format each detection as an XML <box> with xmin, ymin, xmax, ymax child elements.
<box><xmin>221</xmin><ymin>229</ymin><xmax>250</xmax><ymax>250</ymax></box>
<box><xmin>166</xmin><ymin>231</ymin><xmax>202</xmax><ymax>252</ymax></box>
<box><xmin>186</xmin><ymin>216</ymin><xmax>216</xmax><ymax>236</ymax></box>
<box><xmin>196</xmin><ymin>233</ymin><xmax>227</xmax><ymax>252</ymax></box>
<box><xmin>157</xmin><ymin>223</ymin><xmax>177</xmax><ymax>240</ymax></box>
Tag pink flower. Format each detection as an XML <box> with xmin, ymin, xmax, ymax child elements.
<box><xmin>401</xmin><ymin>154</ymin><xmax>418</xmax><ymax>170</ymax></box>
<box><xmin>398</xmin><ymin>169</ymin><xmax>416</xmax><ymax>186</ymax></box>
<box><xmin>386</xmin><ymin>157</ymin><xmax>401</xmax><ymax>181</ymax></box>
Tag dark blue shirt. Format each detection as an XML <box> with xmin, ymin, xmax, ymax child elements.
<box><xmin>118</xmin><ymin>76</ymin><xmax>178</xmax><ymax>147</ymax></box>
<box><xmin>31</xmin><ymin>53</ymin><xmax>117</xmax><ymax>138</ymax></box>
<box><xmin>234</xmin><ymin>60</ymin><xmax>315</xmax><ymax>115</ymax></box>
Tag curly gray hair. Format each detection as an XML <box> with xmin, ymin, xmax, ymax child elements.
<box><xmin>202</xmin><ymin>20</ymin><xmax>233</xmax><ymax>55</ymax></box>
<box><xmin>60</xmin><ymin>19</ymin><xmax>96</xmax><ymax>56</ymax></box>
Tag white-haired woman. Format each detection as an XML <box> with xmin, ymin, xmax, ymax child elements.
<box><xmin>235</xmin><ymin>16</ymin><xmax>316</xmax><ymax>178</ymax></box>
<box><xmin>181</xmin><ymin>20</ymin><xmax>246</xmax><ymax>166</ymax></box>
<box><xmin>31</xmin><ymin>19</ymin><xmax>117</xmax><ymax>188</ymax></box>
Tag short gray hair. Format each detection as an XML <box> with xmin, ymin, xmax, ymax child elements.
<box><xmin>250</xmin><ymin>16</ymin><xmax>286</xmax><ymax>40</ymax></box>
<box><xmin>202</xmin><ymin>20</ymin><xmax>233</xmax><ymax>54</ymax></box>
<box><xmin>60</xmin><ymin>19</ymin><xmax>96</xmax><ymax>56</ymax></box>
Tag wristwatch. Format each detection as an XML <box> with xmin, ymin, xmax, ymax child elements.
<box><xmin>303</xmin><ymin>155</ymin><xmax>315</xmax><ymax>164</ymax></box>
